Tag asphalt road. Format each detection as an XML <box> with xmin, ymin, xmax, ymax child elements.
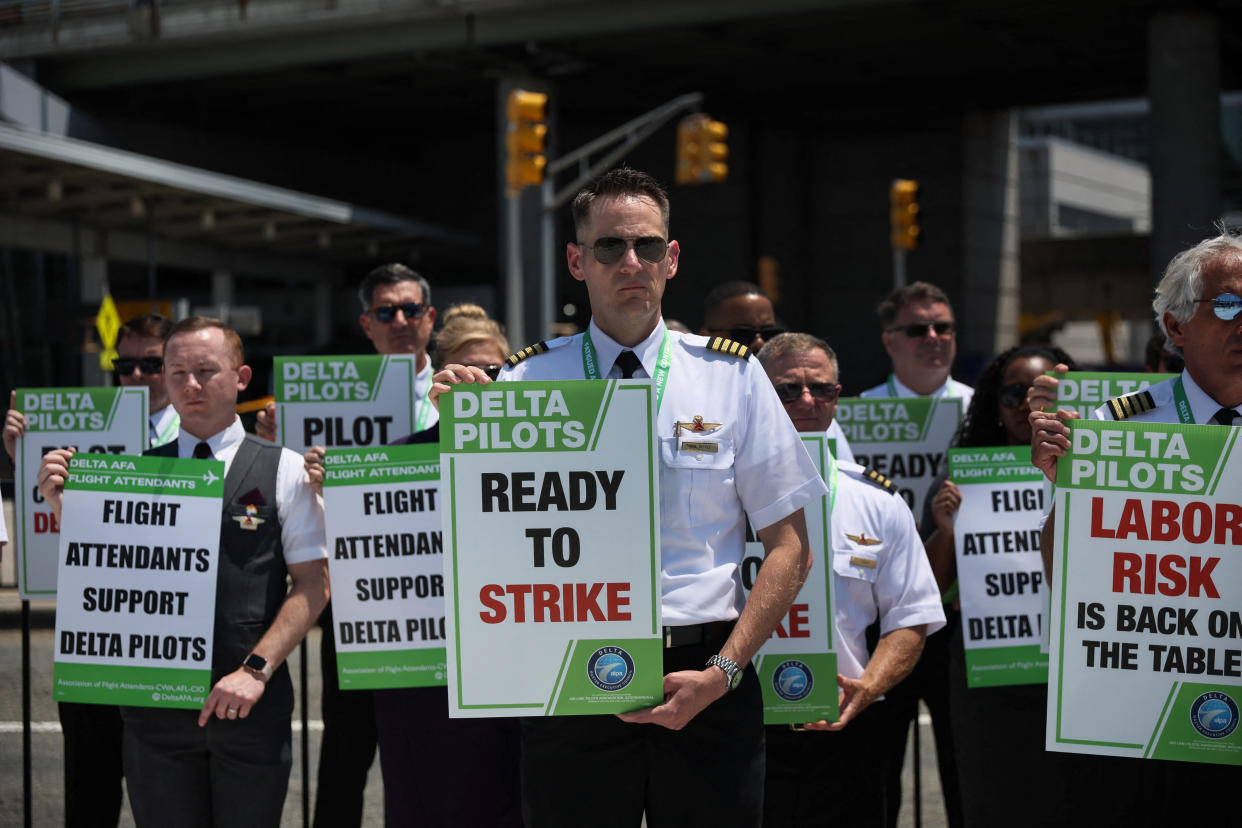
<box><xmin>0</xmin><ymin>594</ymin><xmax>947</xmax><ymax>828</ymax></box>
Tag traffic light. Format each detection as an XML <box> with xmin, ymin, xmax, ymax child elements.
<box><xmin>506</xmin><ymin>89</ymin><xmax>548</xmax><ymax>192</ymax></box>
<box><xmin>890</xmin><ymin>178</ymin><xmax>920</xmax><ymax>250</ymax></box>
<box><xmin>676</xmin><ymin>114</ymin><xmax>729</xmax><ymax>185</ymax></box>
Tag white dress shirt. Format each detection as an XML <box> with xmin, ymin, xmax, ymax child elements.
<box><xmin>173</xmin><ymin>418</ymin><xmax>327</xmax><ymax>565</ymax></box>
<box><xmin>860</xmin><ymin>373</ymin><xmax>975</xmax><ymax>410</ymax></box>
<box><xmin>502</xmin><ymin>319</ymin><xmax>828</xmax><ymax>625</ymax></box>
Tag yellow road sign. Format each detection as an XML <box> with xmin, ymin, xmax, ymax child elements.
<box><xmin>97</xmin><ymin>293</ymin><xmax>121</xmax><ymax>370</ymax></box>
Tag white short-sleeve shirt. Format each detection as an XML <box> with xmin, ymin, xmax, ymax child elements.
<box><xmin>1091</xmin><ymin>370</ymin><xmax>1237</xmax><ymax>426</ymax></box>
<box><xmin>172</xmin><ymin>418</ymin><xmax>327</xmax><ymax>565</ymax></box>
<box><xmin>859</xmin><ymin>374</ymin><xmax>974</xmax><ymax>410</ymax></box>
<box><xmin>502</xmin><ymin>319</ymin><xmax>828</xmax><ymax>625</ymax></box>
<box><xmin>830</xmin><ymin>461</ymin><xmax>946</xmax><ymax>679</ymax></box>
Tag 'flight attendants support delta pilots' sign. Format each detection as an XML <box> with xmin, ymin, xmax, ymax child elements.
<box><xmin>321</xmin><ymin>442</ymin><xmax>446</xmax><ymax>689</ymax></box>
<box><xmin>53</xmin><ymin>453</ymin><xmax>223</xmax><ymax>708</ymax></box>
<box><xmin>1047</xmin><ymin>420</ymin><xmax>1242</xmax><ymax>766</ymax></box>
<box><xmin>441</xmin><ymin>380</ymin><xmax>663</xmax><ymax>717</ymax></box>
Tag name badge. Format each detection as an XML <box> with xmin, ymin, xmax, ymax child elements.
<box><xmin>680</xmin><ymin>441</ymin><xmax>719</xmax><ymax>454</ymax></box>
<box><xmin>849</xmin><ymin>555</ymin><xmax>877</xmax><ymax>570</ymax></box>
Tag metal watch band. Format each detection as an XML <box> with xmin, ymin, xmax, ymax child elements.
<box><xmin>706</xmin><ymin>654</ymin><xmax>742</xmax><ymax>691</ymax></box>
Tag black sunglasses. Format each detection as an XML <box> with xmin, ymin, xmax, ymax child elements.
<box><xmin>774</xmin><ymin>382</ymin><xmax>841</xmax><ymax>403</ymax></box>
<box><xmin>467</xmin><ymin>363</ymin><xmax>503</xmax><ymax>380</ymax></box>
<box><xmin>713</xmin><ymin>325</ymin><xmax>786</xmax><ymax>344</ymax></box>
<box><xmin>114</xmin><ymin>356</ymin><xmax>164</xmax><ymax>375</ymax></box>
<box><xmin>371</xmin><ymin>302</ymin><xmax>428</xmax><ymax>323</ymax></box>
<box><xmin>1193</xmin><ymin>293</ymin><xmax>1242</xmax><ymax>321</ymax></box>
<box><xmin>997</xmin><ymin>383</ymin><xmax>1027</xmax><ymax>409</ymax></box>
<box><xmin>887</xmin><ymin>322</ymin><xmax>955</xmax><ymax>338</ymax></box>
<box><xmin>581</xmin><ymin>236</ymin><xmax>669</xmax><ymax>265</ymax></box>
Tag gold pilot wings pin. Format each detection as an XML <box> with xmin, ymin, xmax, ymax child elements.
<box><xmin>675</xmin><ymin>415</ymin><xmax>723</xmax><ymax>453</ymax></box>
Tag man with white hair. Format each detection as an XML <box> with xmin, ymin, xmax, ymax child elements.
<box><xmin>1030</xmin><ymin>226</ymin><xmax>1241</xmax><ymax>824</ymax></box>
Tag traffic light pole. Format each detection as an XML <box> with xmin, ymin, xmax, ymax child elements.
<box><xmin>893</xmin><ymin>246</ymin><xmax>907</xmax><ymax>289</ymax></box>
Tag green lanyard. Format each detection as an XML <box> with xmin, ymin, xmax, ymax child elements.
<box><xmin>414</xmin><ymin>369</ymin><xmax>435</xmax><ymax>432</ymax></box>
<box><xmin>1171</xmin><ymin>377</ymin><xmax>1195</xmax><ymax>424</ymax></box>
<box><xmin>582</xmin><ymin>328</ymin><xmax>673</xmax><ymax>412</ymax></box>
<box><xmin>152</xmin><ymin>410</ymin><xmax>180</xmax><ymax>448</ymax></box>
<box><xmin>825</xmin><ymin>452</ymin><xmax>839</xmax><ymax>516</ymax></box>
<box><xmin>887</xmin><ymin>373</ymin><xmax>958</xmax><ymax>398</ymax></box>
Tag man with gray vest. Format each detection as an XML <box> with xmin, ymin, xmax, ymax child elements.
<box><xmin>38</xmin><ymin>316</ymin><xmax>329</xmax><ymax>827</ymax></box>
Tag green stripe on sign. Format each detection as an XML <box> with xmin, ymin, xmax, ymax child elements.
<box><xmin>963</xmin><ymin>644</ymin><xmax>1047</xmax><ymax>687</ymax></box>
<box><xmin>337</xmin><ymin>648</ymin><xmax>447</xmax><ymax>689</ymax></box>
<box><xmin>53</xmin><ymin>662</ymin><xmax>209</xmax><ymax>708</ymax></box>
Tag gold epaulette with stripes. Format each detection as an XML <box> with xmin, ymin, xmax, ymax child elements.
<box><xmin>505</xmin><ymin>341</ymin><xmax>549</xmax><ymax>367</ymax></box>
<box><xmin>1105</xmin><ymin>390</ymin><xmax>1156</xmax><ymax>420</ymax></box>
<box><xmin>862</xmin><ymin>467</ymin><xmax>897</xmax><ymax>494</ymax></box>
<box><xmin>706</xmin><ymin>337</ymin><xmax>751</xmax><ymax>360</ymax></box>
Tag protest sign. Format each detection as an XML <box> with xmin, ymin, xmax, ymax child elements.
<box><xmin>14</xmin><ymin>387</ymin><xmax>148</xmax><ymax>598</ymax></box>
<box><xmin>274</xmin><ymin>354</ymin><xmax>429</xmax><ymax>455</ymax></box>
<box><xmin>1047</xmin><ymin>420</ymin><xmax>1241</xmax><ymax>766</ymax></box>
<box><xmin>1051</xmin><ymin>371</ymin><xmax>1175</xmax><ymax>419</ymax></box>
<box><xmin>835</xmin><ymin>396</ymin><xmax>961</xmax><ymax>516</ymax></box>
<box><xmin>53</xmin><ymin>453</ymin><xmax>223</xmax><ymax>708</ymax></box>
<box><xmin>949</xmin><ymin>446</ymin><xmax>1048</xmax><ymax>687</ymax></box>
<box><xmin>741</xmin><ymin>435</ymin><xmax>837</xmax><ymax>724</ymax></box>
<box><xmin>322</xmin><ymin>443</ymin><xmax>446</xmax><ymax>689</ymax></box>
<box><xmin>441</xmin><ymin>380</ymin><xmax>663</xmax><ymax>717</ymax></box>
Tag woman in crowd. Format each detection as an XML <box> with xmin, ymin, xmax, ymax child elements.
<box><xmin>431</xmin><ymin>302</ymin><xmax>510</xmax><ymax>376</ymax></box>
<box><xmin>924</xmin><ymin>344</ymin><xmax>1088</xmax><ymax>827</ymax></box>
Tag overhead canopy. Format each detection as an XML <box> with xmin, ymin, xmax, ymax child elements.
<box><xmin>0</xmin><ymin>121</ymin><xmax>471</xmax><ymax>261</ymax></box>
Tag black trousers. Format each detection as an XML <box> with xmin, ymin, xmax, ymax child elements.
<box><xmin>59</xmin><ymin>701</ymin><xmax>123</xmax><ymax>828</ymax></box>
<box><xmin>876</xmin><ymin>614</ymin><xmax>963</xmax><ymax>828</ymax></box>
<box><xmin>763</xmin><ymin>702</ymin><xmax>889</xmax><ymax>828</ymax></box>
<box><xmin>120</xmin><ymin>678</ymin><xmax>293</xmax><ymax>828</ymax></box>
<box><xmin>374</xmin><ymin>685</ymin><xmax>522</xmax><ymax>827</ymax></box>
<box><xmin>313</xmin><ymin>606</ymin><xmax>378</xmax><ymax>828</ymax></box>
<box><xmin>520</xmin><ymin>635</ymin><xmax>764</xmax><ymax>828</ymax></box>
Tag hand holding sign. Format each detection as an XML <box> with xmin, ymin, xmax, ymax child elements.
<box><xmin>38</xmin><ymin>447</ymin><xmax>77</xmax><ymax>520</ymax></box>
<box><xmin>4</xmin><ymin>390</ymin><xmax>26</xmax><ymax>461</ymax></box>
<box><xmin>617</xmin><ymin>668</ymin><xmax>728</xmax><ymax>731</ymax></box>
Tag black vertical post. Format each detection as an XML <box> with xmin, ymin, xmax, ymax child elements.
<box><xmin>301</xmin><ymin>638</ymin><xmax>310</xmax><ymax>828</ymax></box>
<box><xmin>912</xmin><ymin>718</ymin><xmax>922</xmax><ymax>828</ymax></box>
<box><xmin>22</xmin><ymin>599</ymin><xmax>33</xmax><ymax>828</ymax></box>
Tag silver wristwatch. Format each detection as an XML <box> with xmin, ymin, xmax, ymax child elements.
<box><xmin>706</xmin><ymin>654</ymin><xmax>743</xmax><ymax>691</ymax></box>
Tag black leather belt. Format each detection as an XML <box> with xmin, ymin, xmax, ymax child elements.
<box><xmin>662</xmin><ymin>620</ymin><xmax>733</xmax><ymax>649</ymax></box>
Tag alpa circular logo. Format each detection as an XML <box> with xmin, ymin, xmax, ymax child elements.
<box><xmin>1190</xmin><ymin>691</ymin><xmax>1238</xmax><ymax>740</ymax></box>
<box><xmin>587</xmin><ymin>646</ymin><xmax>635</xmax><ymax>692</ymax></box>
<box><xmin>772</xmin><ymin>660</ymin><xmax>813</xmax><ymax>702</ymax></box>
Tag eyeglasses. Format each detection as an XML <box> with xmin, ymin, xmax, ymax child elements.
<box><xmin>887</xmin><ymin>322</ymin><xmax>955</xmax><ymax>338</ymax></box>
<box><xmin>371</xmin><ymin>303</ymin><xmax>428</xmax><ymax>323</ymax></box>
<box><xmin>113</xmin><ymin>356</ymin><xmax>164</xmax><ymax>375</ymax></box>
<box><xmin>997</xmin><ymin>383</ymin><xmax>1027</xmax><ymax>409</ymax></box>
<box><xmin>711</xmin><ymin>325</ymin><xmax>786</xmax><ymax>344</ymax></box>
<box><xmin>464</xmin><ymin>363</ymin><xmax>503</xmax><ymax>380</ymax></box>
<box><xmin>774</xmin><ymin>382</ymin><xmax>841</xmax><ymax>404</ymax></box>
<box><xmin>1193</xmin><ymin>293</ymin><xmax>1242</xmax><ymax>321</ymax></box>
<box><xmin>580</xmin><ymin>236</ymin><xmax>669</xmax><ymax>265</ymax></box>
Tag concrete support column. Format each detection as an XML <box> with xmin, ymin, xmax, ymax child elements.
<box><xmin>1148</xmin><ymin>11</ymin><xmax>1221</xmax><ymax>284</ymax></box>
<box><xmin>211</xmin><ymin>269</ymin><xmax>234</xmax><ymax>310</ymax></box>
<box><xmin>961</xmin><ymin>109</ymin><xmax>1021</xmax><ymax>362</ymax></box>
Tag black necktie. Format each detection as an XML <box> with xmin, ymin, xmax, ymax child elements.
<box><xmin>615</xmin><ymin>351</ymin><xmax>643</xmax><ymax>379</ymax></box>
<box><xmin>193</xmin><ymin>441</ymin><xmax>213</xmax><ymax>459</ymax></box>
<box><xmin>1211</xmin><ymin>407</ymin><xmax>1240</xmax><ymax>426</ymax></box>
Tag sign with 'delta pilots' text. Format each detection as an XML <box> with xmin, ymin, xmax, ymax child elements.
<box><xmin>53</xmin><ymin>453</ymin><xmax>223</xmax><ymax>708</ymax></box>
<box><xmin>275</xmin><ymin>354</ymin><xmax>434</xmax><ymax>455</ymax></box>
<box><xmin>14</xmin><ymin>387</ymin><xmax>149</xmax><ymax>598</ymax></box>
<box><xmin>441</xmin><ymin>380</ymin><xmax>663</xmax><ymax>717</ymax></box>
<box><xmin>834</xmin><ymin>396</ymin><xmax>962</xmax><ymax>517</ymax></box>
<box><xmin>1048</xmin><ymin>421</ymin><xmax>1242</xmax><ymax>766</ymax></box>
<box><xmin>322</xmin><ymin>442</ymin><xmax>446</xmax><ymax>689</ymax></box>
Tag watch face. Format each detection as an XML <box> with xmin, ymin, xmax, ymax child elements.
<box><xmin>729</xmin><ymin>669</ymin><xmax>743</xmax><ymax>691</ymax></box>
<box><xmin>245</xmin><ymin>653</ymin><xmax>267</xmax><ymax>671</ymax></box>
